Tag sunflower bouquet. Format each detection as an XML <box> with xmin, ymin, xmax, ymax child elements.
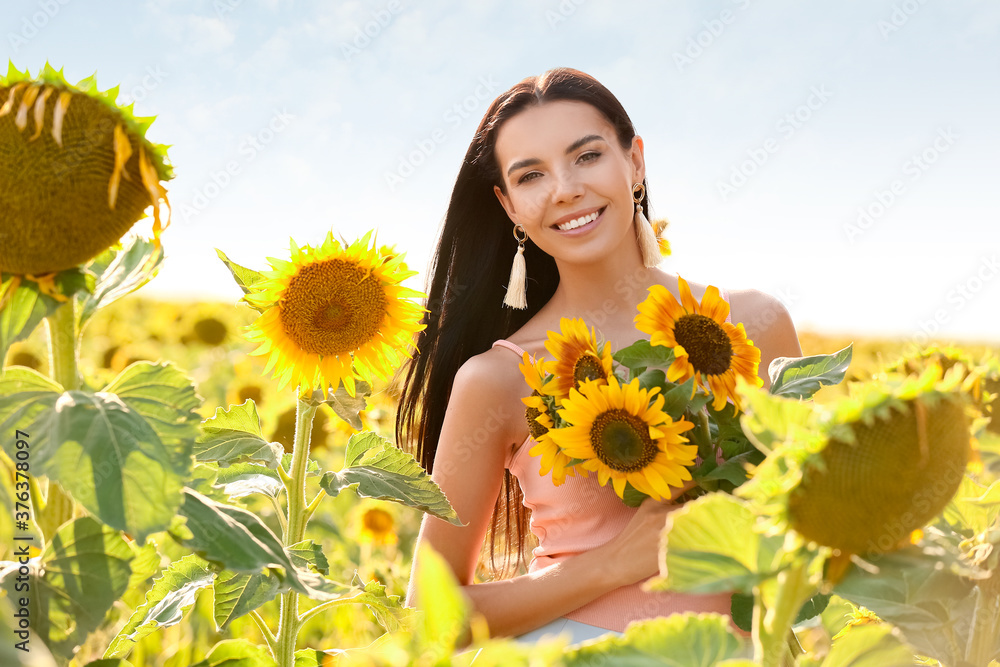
<box><xmin>521</xmin><ymin>276</ymin><xmax>842</xmax><ymax>507</ymax></box>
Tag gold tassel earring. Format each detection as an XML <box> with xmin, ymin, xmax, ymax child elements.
<box><xmin>503</xmin><ymin>224</ymin><xmax>528</xmax><ymax>309</ymax></box>
<box><xmin>633</xmin><ymin>183</ymin><xmax>660</xmax><ymax>268</ymax></box>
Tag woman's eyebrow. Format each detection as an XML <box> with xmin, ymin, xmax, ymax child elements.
<box><xmin>506</xmin><ymin>134</ymin><xmax>607</xmax><ymax>177</ymax></box>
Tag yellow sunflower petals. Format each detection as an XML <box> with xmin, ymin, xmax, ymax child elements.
<box><xmin>51</xmin><ymin>90</ymin><xmax>72</xmax><ymax>147</ymax></box>
<box><xmin>108</xmin><ymin>123</ymin><xmax>134</xmax><ymax>210</ymax></box>
<box><xmin>0</xmin><ymin>83</ymin><xmax>26</xmax><ymax>117</ymax></box>
<box><xmin>28</xmin><ymin>86</ymin><xmax>54</xmax><ymax>141</ymax></box>
<box><xmin>138</xmin><ymin>147</ymin><xmax>170</xmax><ymax>241</ymax></box>
<box><xmin>15</xmin><ymin>84</ymin><xmax>42</xmax><ymax>131</ymax></box>
<box><xmin>0</xmin><ymin>275</ymin><xmax>22</xmax><ymax>312</ymax></box>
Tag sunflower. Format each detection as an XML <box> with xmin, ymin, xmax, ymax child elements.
<box><xmin>519</xmin><ymin>352</ymin><xmax>582</xmax><ymax>485</ymax></box>
<box><xmin>243</xmin><ymin>231</ymin><xmax>426</xmax><ymax>397</ymax></box>
<box><xmin>0</xmin><ymin>63</ymin><xmax>172</xmax><ymax>302</ymax></box>
<box><xmin>635</xmin><ymin>276</ymin><xmax>761</xmax><ymax>411</ymax></box>
<box><xmin>740</xmin><ymin>361</ymin><xmax>973</xmax><ymax>560</ymax></box>
<box><xmin>549</xmin><ymin>376</ymin><xmax>696</xmax><ymax>501</ymax></box>
<box><xmin>358</xmin><ymin>505</ymin><xmax>398</xmax><ymax>547</ymax></box>
<box><xmin>541</xmin><ymin>317</ymin><xmax>614</xmax><ymax>402</ymax></box>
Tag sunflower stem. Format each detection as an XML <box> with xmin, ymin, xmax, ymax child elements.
<box><xmin>965</xmin><ymin>582</ymin><xmax>1000</xmax><ymax>666</ymax></box>
<box><xmin>275</xmin><ymin>396</ymin><xmax>317</xmax><ymax>667</ymax></box>
<box><xmin>691</xmin><ymin>409</ymin><xmax>715</xmax><ymax>463</ymax></box>
<box><xmin>754</xmin><ymin>558</ymin><xmax>814</xmax><ymax>667</ymax></box>
<box><xmin>304</xmin><ymin>488</ymin><xmax>327</xmax><ymax>525</ymax></box>
<box><xmin>38</xmin><ymin>301</ymin><xmax>80</xmax><ymax>541</ymax></box>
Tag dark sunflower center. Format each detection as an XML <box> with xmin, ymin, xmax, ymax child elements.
<box><xmin>279</xmin><ymin>259</ymin><xmax>388</xmax><ymax>356</ymax></box>
<box><xmin>525</xmin><ymin>391</ymin><xmax>550</xmax><ymax>439</ymax></box>
<box><xmin>590</xmin><ymin>409</ymin><xmax>657</xmax><ymax>472</ymax></box>
<box><xmin>674</xmin><ymin>314</ymin><xmax>733</xmax><ymax>376</ymax></box>
<box><xmin>573</xmin><ymin>353</ymin><xmax>607</xmax><ymax>386</ymax></box>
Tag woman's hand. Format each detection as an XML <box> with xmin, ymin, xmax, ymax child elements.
<box><xmin>595</xmin><ymin>479</ymin><xmax>698</xmax><ymax>588</ymax></box>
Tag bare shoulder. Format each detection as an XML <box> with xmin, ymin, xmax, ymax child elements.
<box><xmin>727</xmin><ymin>288</ymin><xmax>803</xmax><ymax>386</ymax></box>
<box><xmin>449</xmin><ymin>346</ymin><xmax>531</xmax><ymax>450</ymax></box>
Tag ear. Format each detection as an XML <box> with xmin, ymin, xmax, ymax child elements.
<box><xmin>493</xmin><ymin>184</ymin><xmax>519</xmax><ymax>224</ymax></box>
<box><xmin>629</xmin><ymin>136</ymin><xmax>646</xmax><ymax>185</ymax></box>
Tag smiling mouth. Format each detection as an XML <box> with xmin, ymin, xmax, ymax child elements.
<box><xmin>555</xmin><ymin>207</ymin><xmax>605</xmax><ymax>231</ymax></box>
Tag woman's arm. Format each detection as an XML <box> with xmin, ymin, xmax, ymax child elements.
<box><xmin>729</xmin><ymin>289</ymin><xmax>803</xmax><ymax>389</ymax></box>
<box><xmin>405</xmin><ymin>350</ymin><xmax>672</xmax><ymax>638</ymax></box>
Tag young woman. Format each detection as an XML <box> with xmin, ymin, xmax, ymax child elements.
<box><xmin>395</xmin><ymin>67</ymin><xmax>802</xmax><ymax>643</ymax></box>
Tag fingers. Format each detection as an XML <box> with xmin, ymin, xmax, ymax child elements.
<box><xmin>668</xmin><ymin>478</ymin><xmax>699</xmax><ymax>502</ymax></box>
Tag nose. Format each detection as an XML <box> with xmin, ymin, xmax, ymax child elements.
<box><xmin>550</xmin><ymin>167</ymin><xmax>585</xmax><ymax>204</ymax></box>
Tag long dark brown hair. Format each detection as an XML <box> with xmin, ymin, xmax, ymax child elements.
<box><xmin>395</xmin><ymin>67</ymin><xmax>649</xmax><ymax>577</ymax></box>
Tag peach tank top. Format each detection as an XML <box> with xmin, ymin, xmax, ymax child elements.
<box><xmin>491</xmin><ymin>291</ymin><xmax>734</xmax><ymax>632</ymax></box>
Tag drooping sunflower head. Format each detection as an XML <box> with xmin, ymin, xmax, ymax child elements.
<box><xmin>244</xmin><ymin>231</ymin><xmax>426</xmax><ymax>397</ymax></box>
<box><xmin>741</xmin><ymin>362</ymin><xmax>973</xmax><ymax>559</ymax></box>
<box><xmin>549</xmin><ymin>376</ymin><xmax>696</xmax><ymax>501</ymax></box>
<box><xmin>635</xmin><ymin>276</ymin><xmax>761</xmax><ymax>411</ymax></box>
<box><xmin>541</xmin><ymin>317</ymin><xmax>614</xmax><ymax>402</ymax></box>
<box><xmin>0</xmin><ymin>62</ymin><xmax>172</xmax><ymax>277</ymax></box>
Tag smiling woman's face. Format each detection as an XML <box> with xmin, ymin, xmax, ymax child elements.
<box><xmin>492</xmin><ymin>99</ymin><xmax>645</xmax><ymax>266</ymax></box>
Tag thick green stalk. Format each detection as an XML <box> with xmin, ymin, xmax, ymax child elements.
<box><xmin>966</xmin><ymin>583</ymin><xmax>1000</xmax><ymax>666</ymax></box>
<box><xmin>754</xmin><ymin>560</ymin><xmax>814</xmax><ymax>667</ymax></box>
<box><xmin>38</xmin><ymin>301</ymin><xmax>80</xmax><ymax>540</ymax></box>
<box><xmin>275</xmin><ymin>397</ymin><xmax>317</xmax><ymax>667</ymax></box>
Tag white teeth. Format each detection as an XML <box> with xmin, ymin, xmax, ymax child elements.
<box><xmin>556</xmin><ymin>210</ymin><xmax>599</xmax><ymax>231</ymax></box>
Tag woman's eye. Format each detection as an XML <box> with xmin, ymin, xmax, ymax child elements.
<box><xmin>518</xmin><ymin>171</ymin><xmax>541</xmax><ymax>184</ymax></box>
<box><xmin>579</xmin><ymin>151</ymin><xmax>601</xmax><ymax>163</ymax></box>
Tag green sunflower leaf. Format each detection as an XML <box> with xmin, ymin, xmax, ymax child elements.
<box><xmin>563</xmin><ymin>613</ymin><xmax>750</xmax><ymax>667</ymax></box>
<box><xmin>0</xmin><ymin>275</ymin><xmax>64</xmax><ymax>364</ymax></box>
<box><xmin>661</xmin><ymin>376</ymin><xmax>696</xmax><ymax>420</ymax></box>
<box><xmin>319</xmin><ymin>431</ymin><xmax>460</xmax><ymax>525</ymax></box>
<box><xmin>0</xmin><ymin>366</ymin><xmax>62</xmax><ymax>451</ymax></box>
<box><xmin>648</xmin><ymin>492</ymin><xmax>784</xmax><ymax>595</ymax></box>
<box><xmin>612</xmin><ymin>339</ymin><xmax>676</xmax><ymax>378</ymax></box>
<box><xmin>189</xmin><ymin>639</ymin><xmax>277</xmax><ymax>667</ymax></box>
<box><xmin>833</xmin><ymin>543</ymin><xmax>978</xmax><ymax>664</ymax></box>
<box><xmin>414</xmin><ymin>544</ymin><xmax>469</xmax><ymax>657</ymax></box>
<box><xmin>313</xmin><ymin>381</ymin><xmax>371</xmax><ymax>430</ymax></box>
<box><xmin>0</xmin><ymin>517</ymin><xmax>134</xmax><ymax>661</ymax></box>
<box><xmin>210</xmin><ymin>456</ymin><xmax>320</xmax><ymax>499</ymax></box>
<box><xmin>105</xmin><ymin>554</ymin><xmax>216</xmax><ymax>659</ymax></box>
<box><xmin>77</xmin><ymin>236</ymin><xmax>163</xmax><ymax>331</ymax></box>
<box><xmin>102</xmin><ymin>361</ymin><xmax>201</xmax><ymax>475</ymax></box>
<box><xmin>768</xmin><ymin>344</ymin><xmax>853</xmax><ymax>399</ymax></box>
<box><xmin>818</xmin><ymin>624</ymin><xmax>916</xmax><ymax>667</ymax></box>
<box><xmin>216</xmin><ymin>249</ymin><xmax>267</xmax><ymax>309</ymax></box>
<box><xmin>195</xmin><ymin>399</ymin><xmax>283</xmax><ymax>468</ymax></box>
<box><xmin>212</xmin><ymin>569</ymin><xmax>282</xmax><ymax>631</ymax></box>
<box><xmin>212</xmin><ymin>540</ymin><xmax>337</xmax><ymax>630</ymax></box>
<box><xmin>172</xmin><ymin>489</ymin><xmax>343</xmax><ymax>601</ymax></box>
<box><xmin>29</xmin><ymin>389</ymin><xmax>188</xmax><ymax>542</ymax></box>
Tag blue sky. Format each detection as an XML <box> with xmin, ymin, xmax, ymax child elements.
<box><xmin>5</xmin><ymin>0</ymin><xmax>999</xmax><ymax>341</ymax></box>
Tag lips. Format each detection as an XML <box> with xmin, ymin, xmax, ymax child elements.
<box><xmin>553</xmin><ymin>206</ymin><xmax>606</xmax><ymax>232</ymax></box>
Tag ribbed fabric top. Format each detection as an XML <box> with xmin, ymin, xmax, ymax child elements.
<box><xmin>489</xmin><ymin>290</ymin><xmax>735</xmax><ymax>632</ymax></box>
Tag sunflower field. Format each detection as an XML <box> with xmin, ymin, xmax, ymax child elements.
<box><xmin>2</xmin><ymin>64</ymin><xmax>1000</xmax><ymax>667</ymax></box>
